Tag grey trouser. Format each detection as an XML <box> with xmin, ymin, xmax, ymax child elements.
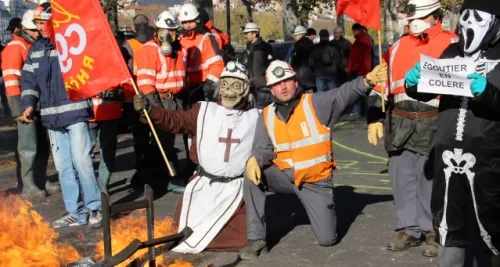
<box><xmin>17</xmin><ymin>118</ymin><xmax>50</xmax><ymax>189</ymax></box>
<box><xmin>89</xmin><ymin>119</ymin><xmax>119</xmax><ymax>194</ymax></box>
<box><xmin>158</xmin><ymin>98</ymin><xmax>183</xmax><ymax>175</ymax></box>
<box><xmin>244</xmin><ymin>165</ymin><xmax>337</xmax><ymax>246</ymax></box>
<box><xmin>389</xmin><ymin>150</ymin><xmax>433</xmax><ymax>238</ymax></box>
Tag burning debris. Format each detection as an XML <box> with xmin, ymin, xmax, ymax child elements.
<box><xmin>0</xmin><ymin>192</ymin><xmax>81</xmax><ymax>266</ymax></box>
<box><xmin>0</xmin><ymin>192</ymin><xmax>192</xmax><ymax>267</ymax></box>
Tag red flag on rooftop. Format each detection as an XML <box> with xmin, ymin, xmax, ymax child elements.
<box><xmin>49</xmin><ymin>0</ymin><xmax>132</xmax><ymax>100</ymax></box>
<box><xmin>336</xmin><ymin>0</ymin><xmax>381</xmax><ymax>30</ymax></box>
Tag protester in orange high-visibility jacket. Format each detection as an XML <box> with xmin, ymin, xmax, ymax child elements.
<box><xmin>239</xmin><ymin>60</ymin><xmax>387</xmax><ymax>260</ymax></box>
<box><xmin>135</xmin><ymin>10</ymin><xmax>187</xmax><ymax>193</ymax></box>
<box><xmin>122</xmin><ymin>14</ymin><xmax>155</xmax><ymax>171</ymax></box>
<box><xmin>366</xmin><ymin>0</ymin><xmax>458</xmax><ymax>258</ymax></box>
<box><xmin>178</xmin><ymin>3</ymin><xmax>224</xmax><ymax>103</ymax></box>
<box><xmin>88</xmin><ymin>85</ymin><xmax>123</xmax><ymax>194</ymax></box>
<box><xmin>1</xmin><ymin>10</ymin><xmax>59</xmax><ymax>198</ymax></box>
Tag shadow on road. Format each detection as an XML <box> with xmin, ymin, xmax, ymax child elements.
<box><xmin>264</xmin><ymin>185</ymin><xmax>393</xmax><ymax>250</ymax></box>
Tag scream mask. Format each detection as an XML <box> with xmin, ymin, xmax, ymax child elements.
<box><xmin>218</xmin><ymin>77</ymin><xmax>249</xmax><ymax>108</ymax></box>
<box><xmin>459</xmin><ymin>9</ymin><xmax>500</xmax><ymax>55</ymax></box>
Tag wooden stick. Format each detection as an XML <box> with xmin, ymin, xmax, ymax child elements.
<box><xmin>130</xmin><ymin>77</ymin><xmax>175</xmax><ymax>177</ymax></box>
<box><xmin>377</xmin><ymin>29</ymin><xmax>385</xmax><ymax>113</ymax></box>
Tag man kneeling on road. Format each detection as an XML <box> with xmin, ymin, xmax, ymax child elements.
<box><xmin>239</xmin><ymin>60</ymin><xmax>387</xmax><ymax>260</ymax></box>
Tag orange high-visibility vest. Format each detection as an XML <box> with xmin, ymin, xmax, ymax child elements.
<box><xmin>263</xmin><ymin>94</ymin><xmax>335</xmax><ymax>187</ymax></box>
<box><xmin>136</xmin><ymin>40</ymin><xmax>186</xmax><ymax>95</ymax></box>
<box><xmin>1</xmin><ymin>35</ymin><xmax>31</xmax><ymax>98</ymax></box>
<box><xmin>180</xmin><ymin>31</ymin><xmax>224</xmax><ymax>88</ymax></box>
<box><xmin>373</xmin><ymin>23</ymin><xmax>458</xmax><ymax>106</ymax></box>
<box><xmin>124</xmin><ymin>38</ymin><xmax>144</xmax><ymax>102</ymax></box>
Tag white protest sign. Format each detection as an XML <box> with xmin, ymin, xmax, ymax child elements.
<box><xmin>418</xmin><ymin>54</ymin><xmax>475</xmax><ymax>97</ymax></box>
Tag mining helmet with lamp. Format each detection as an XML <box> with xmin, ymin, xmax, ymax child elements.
<box><xmin>156</xmin><ymin>11</ymin><xmax>179</xmax><ymax>29</ymax></box>
<box><xmin>33</xmin><ymin>2</ymin><xmax>52</xmax><ymax>21</ymax></box>
<box><xmin>220</xmin><ymin>61</ymin><xmax>249</xmax><ymax>82</ymax></box>
<box><xmin>178</xmin><ymin>3</ymin><xmax>200</xmax><ymax>22</ymax></box>
<box><xmin>266</xmin><ymin>60</ymin><xmax>296</xmax><ymax>86</ymax></box>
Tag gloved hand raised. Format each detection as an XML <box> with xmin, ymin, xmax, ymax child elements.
<box><xmin>246</xmin><ymin>157</ymin><xmax>261</xmax><ymax>185</ymax></box>
<box><xmin>365</xmin><ymin>63</ymin><xmax>388</xmax><ymax>85</ymax></box>
<box><xmin>467</xmin><ymin>73</ymin><xmax>487</xmax><ymax>96</ymax></box>
<box><xmin>133</xmin><ymin>94</ymin><xmax>151</xmax><ymax>113</ymax></box>
<box><xmin>367</xmin><ymin>122</ymin><xmax>384</xmax><ymax>146</ymax></box>
<box><xmin>405</xmin><ymin>62</ymin><xmax>421</xmax><ymax>87</ymax></box>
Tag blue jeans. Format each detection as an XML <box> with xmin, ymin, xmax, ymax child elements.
<box><xmin>315</xmin><ymin>75</ymin><xmax>337</xmax><ymax>92</ymax></box>
<box><xmin>89</xmin><ymin>120</ymin><xmax>119</xmax><ymax>194</ymax></box>
<box><xmin>47</xmin><ymin>122</ymin><xmax>101</xmax><ymax>221</ymax></box>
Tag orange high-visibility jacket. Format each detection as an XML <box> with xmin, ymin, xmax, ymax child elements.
<box><xmin>136</xmin><ymin>40</ymin><xmax>186</xmax><ymax>95</ymax></box>
<box><xmin>373</xmin><ymin>23</ymin><xmax>458</xmax><ymax>106</ymax></box>
<box><xmin>1</xmin><ymin>35</ymin><xmax>31</xmax><ymax>117</ymax></box>
<box><xmin>89</xmin><ymin>97</ymin><xmax>122</xmax><ymax>122</ymax></box>
<box><xmin>180</xmin><ymin>31</ymin><xmax>224</xmax><ymax>88</ymax></box>
<box><xmin>123</xmin><ymin>38</ymin><xmax>143</xmax><ymax>102</ymax></box>
<box><xmin>263</xmin><ymin>94</ymin><xmax>335</xmax><ymax>187</ymax></box>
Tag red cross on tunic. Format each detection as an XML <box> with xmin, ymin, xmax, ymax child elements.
<box><xmin>219</xmin><ymin>128</ymin><xmax>241</xmax><ymax>162</ymax></box>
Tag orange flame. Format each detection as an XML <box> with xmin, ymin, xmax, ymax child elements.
<box><xmin>95</xmin><ymin>210</ymin><xmax>193</xmax><ymax>267</ymax></box>
<box><xmin>0</xmin><ymin>192</ymin><xmax>81</xmax><ymax>266</ymax></box>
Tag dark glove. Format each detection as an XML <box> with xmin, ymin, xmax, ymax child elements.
<box><xmin>203</xmin><ymin>80</ymin><xmax>216</xmax><ymax>101</ymax></box>
<box><xmin>133</xmin><ymin>94</ymin><xmax>151</xmax><ymax>113</ymax></box>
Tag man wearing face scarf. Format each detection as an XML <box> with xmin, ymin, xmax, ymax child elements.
<box><xmin>366</xmin><ymin>0</ymin><xmax>458</xmax><ymax>257</ymax></box>
<box><xmin>133</xmin><ymin>61</ymin><xmax>257</xmax><ymax>254</ymax></box>
<box><xmin>404</xmin><ymin>1</ymin><xmax>500</xmax><ymax>265</ymax></box>
<box><xmin>135</xmin><ymin>10</ymin><xmax>187</xmax><ymax>193</ymax></box>
<box><xmin>239</xmin><ymin>60</ymin><xmax>387</xmax><ymax>260</ymax></box>
<box><xmin>178</xmin><ymin>3</ymin><xmax>224</xmax><ymax>103</ymax></box>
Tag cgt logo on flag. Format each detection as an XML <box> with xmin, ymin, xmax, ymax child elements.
<box><xmin>50</xmin><ymin>0</ymin><xmax>132</xmax><ymax>100</ymax></box>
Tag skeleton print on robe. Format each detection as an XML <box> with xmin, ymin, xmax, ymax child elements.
<box><xmin>430</xmin><ymin>3</ymin><xmax>500</xmax><ymax>255</ymax></box>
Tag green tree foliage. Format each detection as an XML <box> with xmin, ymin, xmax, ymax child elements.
<box><xmin>213</xmin><ymin>8</ymin><xmax>283</xmax><ymax>43</ymax></box>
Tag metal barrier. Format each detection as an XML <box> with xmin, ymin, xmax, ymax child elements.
<box><xmin>98</xmin><ymin>184</ymin><xmax>192</xmax><ymax>267</ymax></box>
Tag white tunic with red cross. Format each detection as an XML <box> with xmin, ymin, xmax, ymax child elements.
<box><xmin>173</xmin><ymin>101</ymin><xmax>260</xmax><ymax>254</ymax></box>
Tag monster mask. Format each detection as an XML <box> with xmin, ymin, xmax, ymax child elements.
<box><xmin>459</xmin><ymin>9</ymin><xmax>500</xmax><ymax>55</ymax></box>
<box><xmin>217</xmin><ymin>61</ymin><xmax>250</xmax><ymax>109</ymax></box>
<box><xmin>218</xmin><ymin>77</ymin><xmax>249</xmax><ymax>108</ymax></box>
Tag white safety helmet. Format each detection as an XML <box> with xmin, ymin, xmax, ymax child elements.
<box><xmin>404</xmin><ymin>0</ymin><xmax>441</xmax><ymax>20</ymax></box>
<box><xmin>156</xmin><ymin>11</ymin><xmax>179</xmax><ymax>29</ymax></box>
<box><xmin>220</xmin><ymin>61</ymin><xmax>249</xmax><ymax>82</ymax></box>
<box><xmin>293</xmin><ymin>25</ymin><xmax>307</xmax><ymax>35</ymax></box>
<box><xmin>243</xmin><ymin>22</ymin><xmax>259</xmax><ymax>33</ymax></box>
<box><xmin>21</xmin><ymin>10</ymin><xmax>37</xmax><ymax>30</ymax></box>
<box><xmin>178</xmin><ymin>3</ymin><xmax>200</xmax><ymax>22</ymax></box>
<box><xmin>265</xmin><ymin>60</ymin><xmax>296</xmax><ymax>86</ymax></box>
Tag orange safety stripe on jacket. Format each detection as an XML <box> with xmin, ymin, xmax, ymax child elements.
<box><xmin>180</xmin><ymin>32</ymin><xmax>224</xmax><ymax>88</ymax></box>
<box><xmin>373</xmin><ymin>23</ymin><xmax>458</xmax><ymax>105</ymax></box>
<box><xmin>136</xmin><ymin>40</ymin><xmax>186</xmax><ymax>95</ymax></box>
<box><xmin>263</xmin><ymin>94</ymin><xmax>335</xmax><ymax>187</ymax></box>
<box><xmin>1</xmin><ymin>35</ymin><xmax>31</xmax><ymax>97</ymax></box>
<box><xmin>89</xmin><ymin>90</ymin><xmax>122</xmax><ymax>122</ymax></box>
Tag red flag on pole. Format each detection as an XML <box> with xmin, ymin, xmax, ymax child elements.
<box><xmin>49</xmin><ymin>0</ymin><xmax>132</xmax><ymax>100</ymax></box>
<box><xmin>336</xmin><ymin>0</ymin><xmax>381</xmax><ymax>30</ymax></box>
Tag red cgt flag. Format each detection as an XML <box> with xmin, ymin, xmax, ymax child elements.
<box><xmin>337</xmin><ymin>0</ymin><xmax>381</xmax><ymax>30</ymax></box>
<box><xmin>49</xmin><ymin>0</ymin><xmax>132</xmax><ymax>100</ymax></box>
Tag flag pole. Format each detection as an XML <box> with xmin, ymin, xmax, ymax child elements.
<box><xmin>129</xmin><ymin>78</ymin><xmax>175</xmax><ymax>177</ymax></box>
<box><xmin>377</xmin><ymin>29</ymin><xmax>385</xmax><ymax>112</ymax></box>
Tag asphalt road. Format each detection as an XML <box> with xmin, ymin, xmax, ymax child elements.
<box><xmin>0</xmin><ymin>119</ymin><xmax>441</xmax><ymax>267</ymax></box>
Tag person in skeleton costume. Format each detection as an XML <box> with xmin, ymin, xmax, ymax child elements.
<box><xmin>133</xmin><ymin>61</ymin><xmax>257</xmax><ymax>253</ymax></box>
<box><xmin>405</xmin><ymin>1</ymin><xmax>500</xmax><ymax>265</ymax></box>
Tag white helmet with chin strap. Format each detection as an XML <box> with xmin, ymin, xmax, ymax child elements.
<box><xmin>21</xmin><ymin>10</ymin><xmax>37</xmax><ymax>30</ymax></box>
<box><xmin>178</xmin><ymin>3</ymin><xmax>200</xmax><ymax>22</ymax></box>
<box><xmin>156</xmin><ymin>11</ymin><xmax>179</xmax><ymax>29</ymax></box>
